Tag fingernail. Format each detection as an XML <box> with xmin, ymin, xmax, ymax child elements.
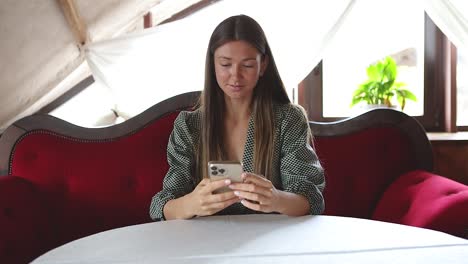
<box><xmin>228</xmin><ymin>185</ymin><xmax>234</xmax><ymax>189</ymax></box>
<box><xmin>224</xmin><ymin>179</ymin><xmax>231</xmax><ymax>184</ymax></box>
<box><xmin>241</xmin><ymin>173</ymin><xmax>246</xmax><ymax>179</ymax></box>
<box><xmin>234</xmin><ymin>191</ymin><xmax>240</xmax><ymax>196</ymax></box>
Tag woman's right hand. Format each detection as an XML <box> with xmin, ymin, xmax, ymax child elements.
<box><xmin>187</xmin><ymin>178</ymin><xmax>240</xmax><ymax>217</ymax></box>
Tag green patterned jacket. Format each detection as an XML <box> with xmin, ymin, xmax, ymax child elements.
<box><xmin>150</xmin><ymin>103</ymin><xmax>325</xmax><ymax>220</ymax></box>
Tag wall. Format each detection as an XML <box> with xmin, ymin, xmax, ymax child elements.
<box><xmin>431</xmin><ymin>139</ymin><xmax>468</xmax><ymax>185</ymax></box>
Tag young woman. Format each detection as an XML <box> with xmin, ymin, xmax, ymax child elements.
<box><xmin>150</xmin><ymin>15</ymin><xmax>325</xmax><ymax>220</ymax></box>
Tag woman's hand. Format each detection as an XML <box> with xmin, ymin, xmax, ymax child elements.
<box><xmin>228</xmin><ymin>173</ymin><xmax>282</xmax><ymax>213</ymax></box>
<box><xmin>187</xmin><ymin>178</ymin><xmax>240</xmax><ymax>217</ymax></box>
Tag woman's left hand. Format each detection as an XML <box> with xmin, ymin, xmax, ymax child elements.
<box><xmin>228</xmin><ymin>172</ymin><xmax>282</xmax><ymax>213</ymax></box>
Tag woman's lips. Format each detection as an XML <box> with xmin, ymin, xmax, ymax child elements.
<box><xmin>230</xmin><ymin>84</ymin><xmax>243</xmax><ymax>91</ymax></box>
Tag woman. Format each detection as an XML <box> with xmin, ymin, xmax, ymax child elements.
<box><xmin>150</xmin><ymin>15</ymin><xmax>325</xmax><ymax>220</ymax></box>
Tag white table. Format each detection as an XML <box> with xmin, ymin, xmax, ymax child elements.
<box><xmin>32</xmin><ymin>215</ymin><xmax>468</xmax><ymax>264</ymax></box>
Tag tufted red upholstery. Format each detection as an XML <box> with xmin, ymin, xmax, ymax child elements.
<box><xmin>314</xmin><ymin>127</ymin><xmax>415</xmax><ymax>219</ymax></box>
<box><xmin>12</xmin><ymin>112</ymin><xmax>177</xmax><ymax>247</ymax></box>
<box><xmin>373</xmin><ymin>170</ymin><xmax>468</xmax><ymax>238</ymax></box>
<box><xmin>0</xmin><ymin>110</ymin><xmax>180</xmax><ymax>264</ymax></box>
<box><xmin>0</xmin><ymin>176</ymin><xmax>53</xmax><ymax>264</ymax></box>
<box><xmin>1</xmin><ymin>92</ymin><xmax>467</xmax><ymax>263</ymax></box>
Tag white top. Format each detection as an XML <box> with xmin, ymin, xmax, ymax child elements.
<box><xmin>32</xmin><ymin>215</ymin><xmax>468</xmax><ymax>264</ymax></box>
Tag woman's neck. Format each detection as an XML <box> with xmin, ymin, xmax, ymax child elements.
<box><xmin>224</xmin><ymin>98</ymin><xmax>252</xmax><ymax>123</ymax></box>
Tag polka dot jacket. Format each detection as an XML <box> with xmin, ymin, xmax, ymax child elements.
<box><xmin>149</xmin><ymin>103</ymin><xmax>325</xmax><ymax>220</ymax></box>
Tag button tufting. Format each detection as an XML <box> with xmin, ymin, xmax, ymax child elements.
<box><xmin>412</xmin><ymin>178</ymin><xmax>425</xmax><ymax>185</ymax></box>
<box><xmin>445</xmin><ymin>190</ymin><xmax>458</xmax><ymax>196</ymax></box>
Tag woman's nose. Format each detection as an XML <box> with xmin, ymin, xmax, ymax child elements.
<box><xmin>230</xmin><ymin>65</ymin><xmax>241</xmax><ymax>77</ymax></box>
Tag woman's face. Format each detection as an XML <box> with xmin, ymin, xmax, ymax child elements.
<box><xmin>213</xmin><ymin>40</ymin><xmax>267</xmax><ymax>102</ymax></box>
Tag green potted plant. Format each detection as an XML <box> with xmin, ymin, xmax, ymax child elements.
<box><xmin>351</xmin><ymin>56</ymin><xmax>417</xmax><ymax>110</ymax></box>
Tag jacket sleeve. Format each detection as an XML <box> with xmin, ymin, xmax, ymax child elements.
<box><xmin>149</xmin><ymin>111</ymin><xmax>197</xmax><ymax>221</ymax></box>
<box><xmin>279</xmin><ymin>105</ymin><xmax>325</xmax><ymax>215</ymax></box>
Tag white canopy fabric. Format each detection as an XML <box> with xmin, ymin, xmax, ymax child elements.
<box><xmin>0</xmin><ymin>0</ymin><xmax>196</xmax><ymax>132</ymax></box>
<box><xmin>83</xmin><ymin>0</ymin><xmax>468</xmax><ymax>126</ymax></box>
<box><xmin>424</xmin><ymin>0</ymin><xmax>468</xmax><ymax>52</ymax></box>
<box><xmin>86</xmin><ymin>0</ymin><xmax>356</xmax><ymax>120</ymax></box>
<box><xmin>1</xmin><ymin>0</ymin><xmax>468</xmax><ymax>132</ymax></box>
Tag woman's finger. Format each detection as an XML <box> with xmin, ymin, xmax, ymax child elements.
<box><xmin>196</xmin><ymin>178</ymin><xmax>211</xmax><ymax>187</ymax></box>
<box><xmin>240</xmin><ymin>199</ymin><xmax>264</xmax><ymax>212</ymax></box>
<box><xmin>200</xmin><ymin>196</ymin><xmax>240</xmax><ymax>215</ymax></box>
<box><xmin>205</xmin><ymin>178</ymin><xmax>232</xmax><ymax>193</ymax></box>
<box><xmin>207</xmin><ymin>190</ymin><xmax>238</xmax><ymax>203</ymax></box>
<box><xmin>241</xmin><ymin>173</ymin><xmax>272</xmax><ymax>188</ymax></box>
<box><xmin>233</xmin><ymin>190</ymin><xmax>271</xmax><ymax>205</ymax></box>
<box><xmin>228</xmin><ymin>182</ymin><xmax>272</xmax><ymax>196</ymax></box>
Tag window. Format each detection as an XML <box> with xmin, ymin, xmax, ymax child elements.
<box><xmin>49</xmin><ymin>75</ymin><xmax>118</xmax><ymax>127</ymax></box>
<box><xmin>299</xmin><ymin>10</ymin><xmax>457</xmax><ymax>132</ymax></box>
<box><xmin>322</xmin><ymin>0</ymin><xmax>424</xmax><ymax>118</ymax></box>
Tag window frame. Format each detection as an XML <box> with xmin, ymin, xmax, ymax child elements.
<box><xmin>298</xmin><ymin>13</ymin><xmax>462</xmax><ymax>132</ymax></box>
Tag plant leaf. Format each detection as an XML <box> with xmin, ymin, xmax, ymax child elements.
<box><xmin>367</xmin><ymin>64</ymin><xmax>380</xmax><ymax>81</ymax></box>
<box><xmin>385</xmin><ymin>56</ymin><xmax>397</xmax><ymax>81</ymax></box>
<box><xmin>401</xmin><ymin>89</ymin><xmax>417</xmax><ymax>101</ymax></box>
<box><xmin>351</xmin><ymin>55</ymin><xmax>417</xmax><ymax>110</ymax></box>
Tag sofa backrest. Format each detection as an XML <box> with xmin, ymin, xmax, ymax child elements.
<box><xmin>310</xmin><ymin>110</ymin><xmax>432</xmax><ymax>219</ymax></box>
<box><xmin>0</xmin><ymin>91</ymin><xmax>200</xmax><ymax>247</ymax></box>
<box><xmin>0</xmin><ymin>91</ymin><xmax>433</xmax><ymax>250</ymax></box>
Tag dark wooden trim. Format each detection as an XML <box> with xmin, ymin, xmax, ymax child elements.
<box><xmin>298</xmin><ymin>61</ymin><xmax>350</xmax><ymax>122</ymax></box>
<box><xmin>309</xmin><ymin>108</ymin><xmax>433</xmax><ymax>172</ymax></box>
<box><xmin>416</xmin><ymin>13</ymin><xmax>443</xmax><ymax>131</ymax></box>
<box><xmin>444</xmin><ymin>42</ymin><xmax>457</xmax><ymax>132</ymax></box>
<box><xmin>0</xmin><ymin>91</ymin><xmax>201</xmax><ymax>174</ymax></box>
<box><xmin>38</xmin><ymin>75</ymin><xmax>95</xmax><ymax>114</ymax></box>
<box><xmin>159</xmin><ymin>0</ymin><xmax>221</xmax><ymax>25</ymax></box>
<box><xmin>299</xmin><ymin>62</ymin><xmax>328</xmax><ymax>121</ymax></box>
<box><xmin>143</xmin><ymin>12</ymin><xmax>153</xmax><ymax>28</ymax></box>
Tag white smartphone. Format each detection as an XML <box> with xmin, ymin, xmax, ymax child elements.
<box><xmin>208</xmin><ymin>161</ymin><xmax>243</xmax><ymax>193</ymax></box>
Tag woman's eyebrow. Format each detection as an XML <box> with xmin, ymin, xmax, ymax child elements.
<box><xmin>216</xmin><ymin>56</ymin><xmax>257</xmax><ymax>61</ymax></box>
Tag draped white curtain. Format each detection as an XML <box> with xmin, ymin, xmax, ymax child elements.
<box><xmin>85</xmin><ymin>0</ymin><xmax>356</xmax><ymax>123</ymax></box>
<box><xmin>424</xmin><ymin>0</ymin><xmax>468</xmax><ymax>52</ymax></box>
<box><xmin>81</xmin><ymin>0</ymin><xmax>468</xmax><ymax>127</ymax></box>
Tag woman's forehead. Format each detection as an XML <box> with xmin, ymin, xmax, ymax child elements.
<box><xmin>214</xmin><ymin>40</ymin><xmax>260</xmax><ymax>59</ymax></box>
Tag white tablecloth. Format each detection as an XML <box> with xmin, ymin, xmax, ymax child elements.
<box><xmin>32</xmin><ymin>215</ymin><xmax>468</xmax><ymax>264</ymax></box>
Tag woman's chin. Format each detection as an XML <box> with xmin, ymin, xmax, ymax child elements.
<box><xmin>225</xmin><ymin>92</ymin><xmax>251</xmax><ymax>101</ymax></box>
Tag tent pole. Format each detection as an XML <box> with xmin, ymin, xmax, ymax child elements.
<box><xmin>57</xmin><ymin>0</ymin><xmax>88</xmax><ymax>46</ymax></box>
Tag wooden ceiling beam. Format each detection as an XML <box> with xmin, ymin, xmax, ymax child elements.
<box><xmin>57</xmin><ymin>0</ymin><xmax>88</xmax><ymax>46</ymax></box>
<box><xmin>160</xmin><ymin>0</ymin><xmax>221</xmax><ymax>25</ymax></box>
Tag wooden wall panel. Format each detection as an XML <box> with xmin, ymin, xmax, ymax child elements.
<box><xmin>431</xmin><ymin>140</ymin><xmax>468</xmax><ymax>185</ymax></box>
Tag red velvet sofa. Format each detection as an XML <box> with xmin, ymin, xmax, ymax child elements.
<box><xmin>1</xmin><ymin>91</ymin><xmax>467</xmax><ymax>263</ymax></box>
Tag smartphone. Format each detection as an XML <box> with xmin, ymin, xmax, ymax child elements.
<box><xmin>208</xmin><ymin>161</ymin><xmax>243</xmax><ymax>193</ymax></box>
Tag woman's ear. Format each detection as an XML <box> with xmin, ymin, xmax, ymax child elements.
<box><xmin>260</xmin><ymin>55</ymin><xmax>269</xmax><ymax>77</ymax></box>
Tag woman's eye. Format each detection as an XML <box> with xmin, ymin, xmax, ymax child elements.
<box><xmin>243</xmin><ymin>64</ymin><xmax>254</xmax><ymax>68</ymax></box>
<box><xmin>220</xmin><ymin>64</ymin><xmax>231</xmax><ymax>67</ymax></box>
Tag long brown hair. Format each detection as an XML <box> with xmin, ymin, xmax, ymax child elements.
<box><xmin>195</xmin><ymin>15</ymin><xmax>290</xmax><ymax>182</ymax></box>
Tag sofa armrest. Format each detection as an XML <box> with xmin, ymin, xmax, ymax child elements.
<box><xmin>0</xmin><ymin>176</ymin><xmax>53</xmax><ymax>263</ymax></box>
<box><xmin>372</xmin><ymin>170</ymin><xmax>468</xmax><ymax>238</ymax></box>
